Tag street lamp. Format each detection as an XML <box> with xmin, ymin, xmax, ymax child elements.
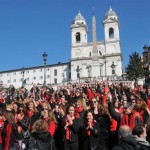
<box><xmin>21</xmin><ymin>67</ymin><xmax>25</xmax><ymax>87</ymax></box>
<box><xmin>42</xmin><ymin>52</ymin><xmax>48</xmax><ymax>86</ymax></box>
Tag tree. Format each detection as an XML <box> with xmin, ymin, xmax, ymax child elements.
<box><xmin>126</xmin><ymin>51</ymin><xmax>144</xmax><ymax>80</ymax></box>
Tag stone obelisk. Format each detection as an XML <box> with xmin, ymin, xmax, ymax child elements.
<box><xmin>92</xmin><ymin>11</ymin><xmax>98</xmax><ymax>60</ymax></box>
<box><xmin>90</xmin><ymin>11</ymin><xmax>100</xmax><ymax>78</ymax></box>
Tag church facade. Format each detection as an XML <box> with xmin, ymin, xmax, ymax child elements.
<box><xmin>71</xmin><ymin>7</ymin><xmax>122</xmax><ymax>81</ymax></box>
<box><xmin>0</xmin><ymin>7</ymin><xmax>123</xmax><ymax>88</ymax></box>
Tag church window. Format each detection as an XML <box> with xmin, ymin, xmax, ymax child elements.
<box><xmin>109</xmin><ymin>28</ymin><xmax>114</xmax><ymax>39</ymax></box>
<box><xmin>76</xmin><ymin>32</ymin><xmax>81</xmax><ymax>42</ymax></box>
<box><xmin>99</xmin><ymin>51</ymin><xmax>102</xmax><ymax>56</ymax></box>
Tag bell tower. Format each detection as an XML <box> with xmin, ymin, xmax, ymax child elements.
<box><xmin>103</xmin><ymin>7</ymin><xmax>121</xmax><ymax>54</ymax></box>
<box><xmin>70</xmin><ymin>11</ymin><xmax>88</xmax><ymax>59</ymax></box>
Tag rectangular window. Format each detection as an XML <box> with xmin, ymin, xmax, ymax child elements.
<box><xmin>54</xmin><ymin>69</ymin><xmax>57</xmax><ymax>76</ymax></box>
<box><xmin>13</xmin><ymin>72</ymin><xmax>16</xmax><ymax>75</ymax></box>
<box><xmin>7</xmin><ymin>80</ymin><xmax>10</xmax><ymax>83</ymax></box>
<box><xmin>0</xmin><ymin>74</ymin><xmax>3</xmax><ymax>77</ymax></box>
<box><xmin>47</xmin><ymin>75</ymin><xmax>50</xmax><ymax>78</ymax></box>
<box><xmin>33</xmin><ymin>77</ymin><xmax>36</xmax><ymax>80</ymax></box>
<box><xmin>13</xmin><ymin>79</ymin><xmax>16</xmax><ymax>83</ymax></box>
<box><xmin>26</xmin><ymin>71</ymin><xmax>29</xmax><ymax>74</ymax></box>
<box><xmin>39</xmin><ymin>69</ymin><xmax>42</xmax><ymax>72</ymax></box>
<box><xmin>33</xmin><ymin>70</ymin><xmax>36</xmax><ymax>73</ymax></box>
<box><xmin>39</xmin><ymin>76</ymin><xmax>43</xmax><ymax>80</ymax></box>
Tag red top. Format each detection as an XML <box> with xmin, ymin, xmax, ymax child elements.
<box><xmin>45</xmin><ymin>119</ymin><xmax>56</xmax><ymax>137</ymax></box>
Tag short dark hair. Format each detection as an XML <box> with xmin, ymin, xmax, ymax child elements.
<box><xmin>132</xmin><ymin>125</ymin><xmax>144</xmax><ymax>137</ymax></box>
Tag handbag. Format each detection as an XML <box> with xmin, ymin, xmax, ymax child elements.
<box><xmin>22</xmin><ymin>130</ymin><xmax>30</xmax><ymax>139</ymax></box>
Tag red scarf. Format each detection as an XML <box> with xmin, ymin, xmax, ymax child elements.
<box><xmin>27</xmin><ymin>110</ymin><xmax>35</xmax><ymax>119</ymax></box>
<box><xmin>4</xmin><ymin>123</ymin><xmax>12</xmax><ymax>150</ymax></box>
<box><xmin>120</xmin><ymin>110</ymin><xmax>138</xmax><ymax>129</ymax></box>
<box><xmin>75</xmin><ymin>107</ymin><xmax>83</xmax><ymax>118</ymax></box>
<box><xmin>65</xmin><ymin>117</ymin><xmax>74</xmax><ymax>140</ymax></box>
<box><xmin>139</xmin><ymin>110</ymin><xmax>145</xmax><ymax>123</ymax></box>
<box><xmin>87</xmin><ymin>121</ymin><xmax>94</xmax><ymax>136</ymax></box>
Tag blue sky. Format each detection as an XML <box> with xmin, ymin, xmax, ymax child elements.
<box><xmin>0</xmin><ymin>0</ymin><xmax>149</xmax><ymax>71</ymax></box>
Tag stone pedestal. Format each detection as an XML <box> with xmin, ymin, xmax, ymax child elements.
<box><xmin>90</xmin><ymin>60</ymin><xmax>101</xmax><ymax>78</ymax></box>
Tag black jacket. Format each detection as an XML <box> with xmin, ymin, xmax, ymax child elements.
<box><xmin>133</xmin><ymin>135</ymin><xmax>150</xmax><ymax>150</ymax></box>
<box><xmin>82</xmin><ymin>121</ymin><xmax>100</xmax><ymax>150</ymax></box>
<box><xmin>2</xmin><ymin>121</ymin><xmax>22</xmax><ymax>149</ymax></box>
<box><xmin>111</xmin><ymin>135</ymin><xmax>141</xmax><ymax>150</ymax></box>
<box><xmin>62</xmin><ymin>117</ymin><xmax>80</xmax><ymax>142</ymax></box>
<box><xmin>28</xmin><ymin>131</ymin><xmax>55</xmax><ymax>150</ymax></box>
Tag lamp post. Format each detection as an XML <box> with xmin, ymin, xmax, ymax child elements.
<box><xmin>21</xmin><ymin>67</ymin><xmax>25</xmax><ymax>87</ymax></box>
<box><xmin>42</xmin><ymin>52</ymin><xmax>48</xmax><ymax>86</ymax></box>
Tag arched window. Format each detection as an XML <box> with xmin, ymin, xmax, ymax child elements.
<box><xmin>99</xmin><ymin>51</ymin><xmax>102</xmax><ymax>56</ymax></box>
<box><xmin>109</xmin><ymin>28</ymin><xmax>114</xmax><ymax>39</ymax></box>
<box><xmin>76</xmin><ymin>32</ymin><xmax>81</xmax><ymax>42</ymax></box>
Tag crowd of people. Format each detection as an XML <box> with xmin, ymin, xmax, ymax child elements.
<box><xmin>0</xmin><ymin>80</ymin><xmax>149</xmax><ymax>150</ymax></box>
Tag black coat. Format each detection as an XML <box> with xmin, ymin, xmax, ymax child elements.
<box><xmin>62</xmin><ymin>117</ymin><xmax>80</xmax><ymax>143</ymax></box>
<box><xmin>82</xmin><ymin>121</ymin><xmax>100</xmax><ymax>150</ymax></box>
<box><xmin>28</xmin><ymin>131</ymin><xmax>55</xmax><ymax>150</ymax></box>
<box><xmin>2</xmin><ymin>121</ymin><xmax>22</xmax><ymax>149</ymax></box>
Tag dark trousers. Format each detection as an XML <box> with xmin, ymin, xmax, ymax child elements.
<box><xmin>109</xmin><ymin>131</ymin><xmax>118</xmax><ymax>149</ymax></box>
<box><xmin>63</xmin><ymin>141</ymin><xmax>78</xmax><ymax>150</ymax></box>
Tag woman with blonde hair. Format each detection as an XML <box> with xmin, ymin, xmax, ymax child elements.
<box><xmin>28</xmin><ymin>119</ymin><xmax>55</xmax><ymax>150</ymax></box>
<box><xmin>41</xmin><ymin>109</ymin><xmax>57</xmax><ymax>137</ymax></box>
<box><xmin>26</xmin><ymin>99</ymin><xmax>42</xmax><ymax>129</ymax></box>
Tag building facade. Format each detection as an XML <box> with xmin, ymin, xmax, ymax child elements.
<box><xmin>0</xmin><ymin>7</ymin><xmax>123</xmax><ymax>88</ymax></box>
<box><xmin>71</xmin><ymin>7</ymin><xmax>122</xmax><ymax>81</ymax></box>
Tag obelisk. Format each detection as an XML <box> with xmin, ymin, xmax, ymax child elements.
<box><xmin>92</xmin><ymin>11</ymin><xmax>98</xmax><ymax>61</ymax></box>
<box><xmin>90</xmin><ymin>11</ymin><xmax>100</xmax><ymax>78</ymax></box>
